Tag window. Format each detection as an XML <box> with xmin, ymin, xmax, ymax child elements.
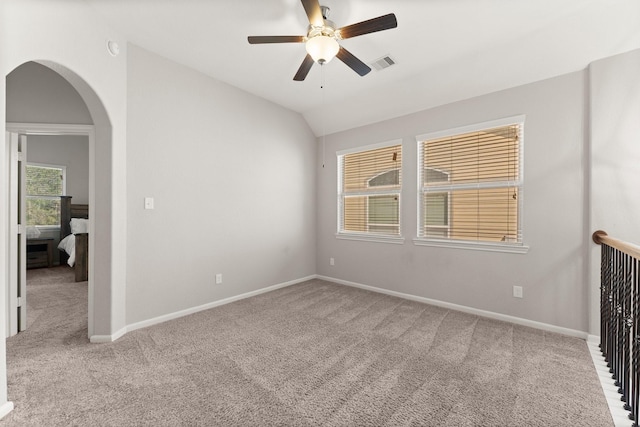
<box><xmin>26</xmin><ymin>163</ymin><xmax>66</xmax><ymax>227</ymax></box>
<box><xmin>416</xmin><ymin>117</ymin><xmax>525</xmax><ymax>252</ymax></box>
<box><xmin>338</xmin><ymin>142</ymin><xmax>402</xmax><ymax>240</ymax></box>
<box><xmin>423</xmin><ymin>168</ymin><xmax>450</xmax><ymax>238</ymax></box>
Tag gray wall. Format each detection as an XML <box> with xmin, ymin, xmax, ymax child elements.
<box><xmin>125</xmin><ymin>45</ymin><xmax>317</xmax><ymax>324</ymax></box>
<box><xmin>27</xmin><ymin>135</ymin><xmax>89</xmax><ymax>204</ymax></box>
<box><xmin>7</xmin><ymin>63</ymin><xmax>91</xmax><ymax>207</ymax></box>
<box><xmin>6</xmin><ymin>62</ymin><xmax>92</xmax><ymax>125</ymax></box>
<box><xmin>317</xmin><ymin>70</ymin><xmax>590</xmax><ymax>332</ymax></box>
<box><xmin>2</xmin><ymin>3</ymin><xmax>129</xmax><ymax>413</ymax></box>
<box><xmin>5</xmin><ymin>39</ymin><xmax>638</xmax><ymax>339</ymax></box>
<box><xmin>6</xmin><ymin>63</ymin><xmax>91</xmax><ymax>265</ymax></box>
<box><xmin>589</xmin><ymin>49</ymin><xmax>640</xmax><ymax>334</ymax></box>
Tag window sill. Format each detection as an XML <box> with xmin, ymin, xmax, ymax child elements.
<box><xmin>34</xmin><ymin>226</ymin><xmax>60</xmax><ymax>231</ymax></box>
<box><xmin>413</xmin><ymin>238</ymin><xmax>529</xmax><ymax>254</ymax></box>
<box><xmin>336</xmin><ymin>233</ymin><xmax>405</xmax><ymax>245</ymax></box>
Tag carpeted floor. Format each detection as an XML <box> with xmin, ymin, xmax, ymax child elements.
<box><xmin>4</xmin><ymin>268</ymin><xmax>613</xmax><ymax>426</ymax></box>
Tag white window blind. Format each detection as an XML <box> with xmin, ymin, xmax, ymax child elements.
<box><xmin>417</xmin><ymin>122</ymin><xmax>523</xmax><ymax>245</ymax></box>
<box><xmin>338</xmin><ymin>143</ymin><xmax>402</xmax><ymax>237</ymax></box>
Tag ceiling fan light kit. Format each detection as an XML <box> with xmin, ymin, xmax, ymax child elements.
<box><xmin>248</xmin><ymin>0</ymin><xmax>397</xmax><ymax>81</ymax></box>
<box><xmin>305</xmin><ymin>35</ymin><xmax>339</xmax><ymax>64</ymax></box>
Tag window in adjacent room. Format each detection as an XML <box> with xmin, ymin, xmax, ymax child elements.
<box><xmin>26</xmin><ymin>163</ymin><xmax>66</xmax><ymax>228</ymax></box>
<box><xmin>422</xmin><ymin>168</ymin><xmax>450</xmax><ymax>238</ymax></box>
<box><xmin>337</xmin><ymin>141</ymin><xmax>402</xmax><ymax>241</ymax></box>
<box><xmin>415</xmin><ymin>117</ymin><xmax>526</xmax><ymax>252</ymax></box>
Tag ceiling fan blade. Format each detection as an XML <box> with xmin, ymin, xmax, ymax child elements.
<box><xmin>248</xmin><ymin>36</ymin><xmax>305</xmax><ymax>44</ymax></box>
<box><xmin>338</xmin><ymin>13</ymin><xmax>398</xmax><ymax>39</ymax></box>
<box><xmin>294</xmin><ymin>54</ymin><xmax>315</xmax><ymax>81</ymax></box>
<box><xmin>301</xmin><ymin>0</ymin><xmax>324</xmax><ymax>27</ymax></box>
<box><xmin>336</xmin><ymin>47</ymin><xmax>371</xmax><ymax>76</ymax></box>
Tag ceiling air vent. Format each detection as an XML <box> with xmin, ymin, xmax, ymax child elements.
<box><xmin>371</xmin><ymin>55</ymin><xmax>396</xmax><ymax>71</ymax></box>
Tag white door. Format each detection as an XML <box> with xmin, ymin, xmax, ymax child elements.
<box><xmin>7</xmin><ymin>132</ymin><xmax>27</xmax><ymax>336</ymax></box>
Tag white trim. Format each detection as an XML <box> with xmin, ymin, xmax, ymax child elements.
<box><xmin>0</xmin><ymin>401</ymin><xmax>14</xmax><ymax>420</ymax></box>
<box><xmin>422</xmin><ymin>180</ymin><xmax>521</xmax><ymax>193</ymax></box>
<box><xmin>413</xmin><ymin>237</ymin><xmax>529</xmax><ymax>254</ymax></box>
<box><xmin>6</xmin><ymin>123</ymin><xmax>94</xmax><ymax>136</ymax></box>
<box><xmin>316</xmin><ymin>275</ymin><xmax>586</xmax><ymax>339</ymax></box>
<box><xmin>415</xmin><ymin>115</ymin><xmax>526</xmax><ymax>142</ymax></box>
<box><xmin>33</xmin><ymin>225</ymin><xmax>60</xmax><ymax>231</ymax></box>
<box><xmin>92</xmin><ymin>275</ymin><xmax>316</xmax><ymax>342</ymax></box>
<box><xmin>89</xmin><ymin>327</ymin><xmax>126</xmax><ymax>344</ymax></box>
<box><xmin>587</xmin><ymin>340</ymin><xmax>632</xmax><ymax>426</ymax></box>
<box><xmin>344</xmin><ymin>189</ymin><xmax>401</xmax><ymax>197</ymax></box>
<box><xmin>7</xmin><ymin>122</ymin><xmax>96</xmax><ymax>337</ymax></box>
<box><xmin>336</xmin><ymin>233</ymin><xmax>405</xmax><ymax>245</ymax></box>
<box><xmin>337</xmin><ymin>142</ymin><xmax>403</xmax><ymax>237</ymax></box>
<box><xmin>415</xmin><ymin>118</ymin><xmax>526</xmax><ymax>251</ymax></box>
<box><xmin>336</xmin><ymin>138</ymin><xmax>403</xmax><ymax>156</ymax></box>
<box><xmin>127</xmin><ymin>275</ymin><xmax>314</xmax><ymax>333</ymax></box>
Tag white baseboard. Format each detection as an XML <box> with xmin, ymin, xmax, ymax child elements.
<box><xmin>89</xmin><ymin>274</ymin><xmax>587</xmax><ymax>343</ymax></box>
<box><xmin>587</xmin><ymin>340</ymin><xmax>632</xmax><ymax>427</ymax></box>
<box><xmin>0</xmin><ymin>401</ymin><xmax>14</xmax><ymax>419</ymax></box>
<box><xmin>90</xmin><ymin>327</ymin><xmax>127</xmax><ymax>344</ymax></box>
<box><xmin>316</xmin><ymin>275</ymin><xmax>588</xmax><ymax>340</ymax></box>
<box><xmin>588</xmin><ymin>334</ymin><xmax>601</xmax><ymax>345</ymax></box>
<box><xmin>93</xmin><ymin>275</ymin><xmax>316</xmax><ymax>342</ymax></box>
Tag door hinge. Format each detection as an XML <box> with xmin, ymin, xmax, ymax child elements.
<box><xmin>17</xmin><ymin>224</ymin><xmax>26</xmax><ymax>235</ymax></box>
<box><xmin>17</xmin><ymin>152</ymin><xmax>24</xmax><ymax>162</ymax></box>
<box><xmin>17</xmin><ymin>297</ymin><xmax>23</xmax><ymax>307</ymax></box>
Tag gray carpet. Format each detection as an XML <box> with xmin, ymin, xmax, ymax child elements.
<box><xmin>4</xmin><ymin>268</ymin><xmax>613</xmax><ymax>426</ymax></box>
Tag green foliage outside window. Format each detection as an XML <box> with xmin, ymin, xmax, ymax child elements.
<box><xmin>26</xmin><ymin>165</ymin><xmax>64</xmax><ymax>227</ymax></box>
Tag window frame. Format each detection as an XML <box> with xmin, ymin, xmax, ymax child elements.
<box><xmin>26</xmin><ymin>162</ymin><xmax>67</xmax><ymax>230</ymax></box>
<box><xmin>337</xmin><ymin>140</ymin><xmax>405</xmax><ymax>244</ymax></box>
<box><xmin>366</xmin><ymin>169</ymin><xmax>401</xmax><ymax>235</ymax></box>
<box><xmin>421</xmin><ymin>167</ymin><xmax>451</xmax><ymax>239</ymax></box>
<box><xmin>414</xmin><ymin>116</ymin><xmax>529</xmax><ymax>254</ymax></box>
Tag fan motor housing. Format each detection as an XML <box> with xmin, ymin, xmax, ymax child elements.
<box><xmin>306</xmin><ymin>6</ymin><xmax>340</xmax><ymax>41</ymax></box>
<box><xmin>307</xmin><ymin>20</ymin><xmax>337</xmax><ymax>41</ymax></box>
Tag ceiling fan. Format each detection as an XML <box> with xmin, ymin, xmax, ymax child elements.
<box><xmin>248</xmin><ymin>0</ymin><xmax>397</xmax><ymax>81</ymax></box>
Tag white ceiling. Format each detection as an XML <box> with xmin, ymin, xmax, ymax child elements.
<box><xmin>86</xmin><ymin>0</ymin><xmax>640</xmax><ymax>136</ymax></box>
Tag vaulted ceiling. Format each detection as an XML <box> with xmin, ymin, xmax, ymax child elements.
<box><xmin>86</xmin><ymin>0</ymin><xmax>640</xmax><ymax>136</ymax></box>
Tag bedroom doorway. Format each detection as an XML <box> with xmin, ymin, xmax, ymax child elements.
<box><xmin>5</xmin><ymin>132</ymin><xmax>26</xmax><ymax>335</ymax></box>
<box><xmin>5</xmin><ymin>124</ymin><xmax>95</xmax><ymax>338</ymax></box>
<box><xmin>5</xmin><ymin>59</ymin><xmax>120</xmax><ymax>342</ymax></box>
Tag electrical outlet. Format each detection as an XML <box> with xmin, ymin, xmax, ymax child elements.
<box><xmin>215</xmin><ymin>274</ymin><xmax>222</xmax><ymax>285</ymax></box>
<box><xmin>330</xmin><ymin>257</ymin><xmax>335</xmax><ymax>266</ymax></box>
<box><xmin>144</xmin><ymin>197</ymin><xmax>154</xmax><ymax>210</ymax></box>
<box><xmin>513</xmin><ymin>286</ymin><xmax>523</xmax><ymax>298</ymax></box>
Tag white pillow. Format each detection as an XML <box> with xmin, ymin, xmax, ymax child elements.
<box><xmin>70</xmin><ymin>218</ymin><xmax>89</xmax><ymax>234</ymax></box>
<box><xmin>57</xmin><ymin>234</ymin><xmax>76</xmax><ymax>267</ymax></box>
<box><xmin>58</xmin><ymin>234</ymin><xmax>74</xmax><ymax>252</ymax></box>
<box><xmin>26</xmin><ymin>226</ymin><xmax>41</xmax><ymax>238</ymax></box>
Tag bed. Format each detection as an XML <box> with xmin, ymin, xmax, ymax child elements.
<box><xmin>58</xmin><ymin>196</ymin><xmax>89</xmax><ymax>282</ymax></box>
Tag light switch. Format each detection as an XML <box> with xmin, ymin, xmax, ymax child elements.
<box><xmin>144</xmin><ymin>197</ymin><xmax>154</xmax><ymax>210</ymax></box>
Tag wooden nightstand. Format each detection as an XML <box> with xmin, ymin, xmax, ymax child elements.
<box><xmin>26</xmin><ymin>238</ymin><xmax>54</xmax><ymax>269</ymax></box>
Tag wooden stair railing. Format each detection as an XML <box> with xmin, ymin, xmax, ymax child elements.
<box><xmin>593</xmin><ymin>230</ymin><xmax>640</xmax><ymax>425</ymax></box>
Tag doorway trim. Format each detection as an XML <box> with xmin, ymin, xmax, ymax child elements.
<box><xmin>6</xmin><ymin>122</ymin><xmax>95</xmax><ymax>337</ymax></box>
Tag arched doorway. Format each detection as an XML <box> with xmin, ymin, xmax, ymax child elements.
<box><xmin>5</xmin><ymin>61</ymin><xmax>113</xmax><ymax>339</ymax></box>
